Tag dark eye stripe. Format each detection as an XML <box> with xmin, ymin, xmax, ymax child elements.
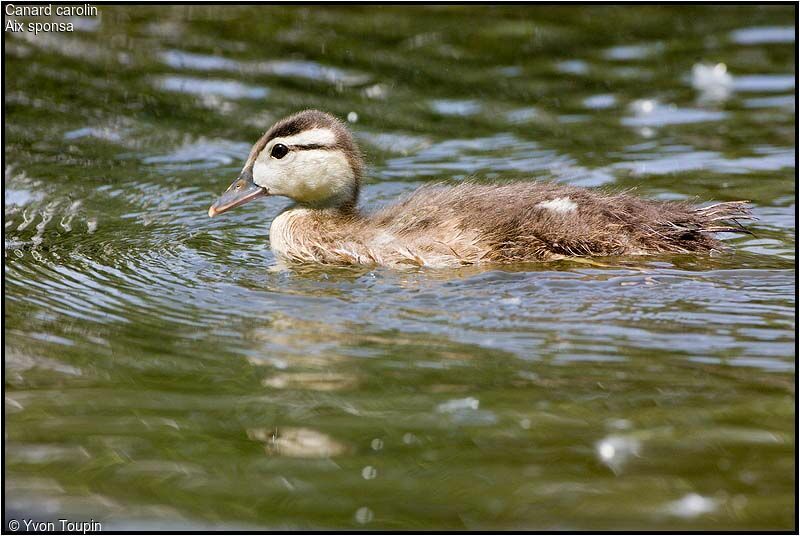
<box><xmin>289</xmin><ymin>143</ymin><xmax>334</xmax><ymax>151</ymax></box>
<box><xmin>252</xmin><ymin>142</ymin><xmax>336</xmax><ymax>168</ymax></box>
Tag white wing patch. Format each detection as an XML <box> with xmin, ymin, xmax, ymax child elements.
<box><xmin>537</xmin><ymin>197</ymin><xmax>577</xmax><ymax>214</ymax></box>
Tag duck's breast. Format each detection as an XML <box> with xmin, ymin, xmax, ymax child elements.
<box><xmin>269</xmin><ymin>207</ymin><xmax>314</xmax><ymax>263</ymax></box>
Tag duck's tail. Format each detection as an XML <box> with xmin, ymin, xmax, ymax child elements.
<box><xmin>643</xmin><ymin>200</ymin><xmax>756</xmax><ymax>254</ymax></box>
<box><xmin>691</xmin><ymin>201</ymin><xmax>756</xmax><ymax>235</ymax></box>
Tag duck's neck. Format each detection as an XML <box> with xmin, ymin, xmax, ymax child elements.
<box><xmin>269</xmin><ymin>204</ymin><xmax>362</xmax><ymax>263</ymax></box>
<box><xmin>297</xmin><ymin>191</ymin><xmax>359</xmax><ymax>213</ymax></box>
<box><xmin>295</xmin><ymin>201</ymin><xmax>360</xmax><ymax>219</ymax></box>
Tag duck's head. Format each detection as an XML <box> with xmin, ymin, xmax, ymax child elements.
<box><xmin>208</xmin><ymin>109</ymin><xmax>363</xmax><ymax>217</ymax></box>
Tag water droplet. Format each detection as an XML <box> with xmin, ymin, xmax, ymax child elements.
<box><xmin>370</xmin><ymin>438</ymin><xmax>383</xmax><ymax>451</ymax></box>
<box><xmin>361</xmin><ymin>466</ymin><xmax>377</xmax><ymax>480</ymax></box>
<box><xmin>631</xmin><ymin>98</ymin><xmax>656</xmax><ymax>114</ymax></box>
<box><xmin>691</xmin><ymin>62</ymin><xmax>733</xmax><ymax>102</ymax></box>
<box><xmin>595</xmin><ymin>435</ymin><xmax>641</xmax><ymax>473</ymax></box>
<box><xmin>363</xmin><ymin>84</ymin><xmax>387</xmax><ymax>100</ymax></box>
<box><xmin>347</xmin><ymin>111</ymin><xmax>358</xmax><ymax>123</ymax></box>
<box><xmin>354</xmin><ymin>506</ymin><xmax>373</xmax><ymax>524</ymax></box>
<box><xmin>664</xmin><ymin>493</ymin><xmax>717</xmax><ymax>518</ymax></box>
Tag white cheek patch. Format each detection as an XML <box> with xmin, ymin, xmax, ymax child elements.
<box><xmin>252</xmin><ymin>159</ymin><xmax>271</xmax><ymax>188</ymax></box>
<box><xmin>252</xmin><ymin>149</ymin><xmax>353</xmax><ymax>205</ymax></box>
<box><xmin>272</xmin><ymin>128</ymin><xmax>337</xmax><ymax>148</ymax></box>
<box><xmin>537</xmin><ymin>197</ymin><xmax>577</xmax><ymax>214</ymax></box>
<box><xmin>287</xmin><ymin>150</ymin><xmax>352</xmax><ymax>202</ymax></box>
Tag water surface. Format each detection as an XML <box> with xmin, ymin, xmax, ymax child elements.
<box><xmin>4</xmin><ymin>5</ymin><xmax>796</xmax><ymax>530</ymax></box>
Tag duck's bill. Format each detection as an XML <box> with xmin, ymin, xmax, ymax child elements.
<box><xmin>208</xmin><ymin>176</ymin><xmax>267</xmax><ymax>218</ymax></box>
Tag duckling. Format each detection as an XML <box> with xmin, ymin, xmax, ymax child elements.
<box><xmin>209</xmin><ymin>110</ymin><xmax>753</xmax><ymax>268</ymax></box>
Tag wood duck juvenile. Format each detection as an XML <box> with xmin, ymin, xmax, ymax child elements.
<box><xmin>209</xmin><ymin>110</ymin><xmax>753</xmax><ymax>268</ymax></box>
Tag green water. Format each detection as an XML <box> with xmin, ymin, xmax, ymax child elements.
<box><xmin>4</xmin><ymin>5</ymin><xmax>796</xmax><ymax>530</ymax></box>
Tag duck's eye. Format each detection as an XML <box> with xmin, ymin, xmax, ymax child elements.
<box><xmin>271</xmin><ymin>144</ymin><xmax>289</xmax><ymax>159</ymax></box>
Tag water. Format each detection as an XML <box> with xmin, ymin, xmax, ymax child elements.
<box><xmin>4</xmin><ymin>6</ymin><xmax>795</xmax><ymax>530</ymax></box>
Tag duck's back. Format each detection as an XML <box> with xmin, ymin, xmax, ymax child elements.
<box><xmin>360</xmin><ymin>182</ymin><xmax>751</xmax><ymax>266</ymax></box>
<box><xmin>270</xmin><ymin>181</ymin><xmax>751</xmax><ymax>268</ymax></box>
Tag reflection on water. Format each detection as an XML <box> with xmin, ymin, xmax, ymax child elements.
<box><xmin>248</xmin><ymin>428</ymin><xmax>349</xmax><ymax>459</ymax></box>
<box><xmin>4</xmin><ymin>5</ymin><xmax>796</xmax><ymax>531</ymax></box>
<box><xmin>730</xmin><ymin>25</ymin><xmax>795</xmax><ymax>45</ymax></box>
<box><xmin>623</xmin><ymin>99</ymin><xmax>728</xmax><ymax>127</ymax></box>
<box><xmin>160</xmin><ymin>49</ymin><xmax>372</xmax><ymax>87</ymax></box>
<box><xmin>153</xmin><ymin>76</ymin><xmax>270</xmax><ymax>100</ymax></box>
